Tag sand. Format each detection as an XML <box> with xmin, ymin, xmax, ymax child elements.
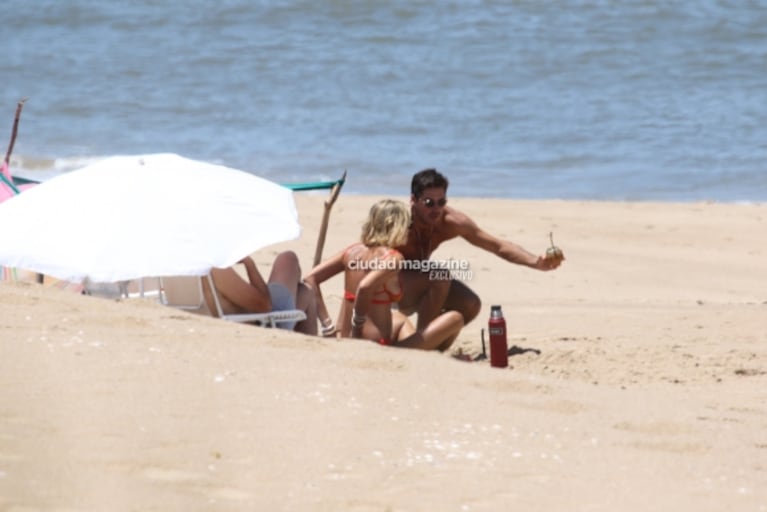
<box><xmin>1</xmin><ymin>194</ymin><xmax>765</xmax><ymax>511</ymax></box>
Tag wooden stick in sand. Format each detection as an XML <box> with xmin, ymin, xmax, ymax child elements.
<box><xmin>313</xmin><ymin>170</ymin><xmax>347</xmax><ymax>267</ymax></box>
<box><xmin>4</xmin><ymin>97</ymin><xmax>28</xmax><ymax>165</ymax></box>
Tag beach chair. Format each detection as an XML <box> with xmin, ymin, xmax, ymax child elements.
<box><xmin>159</xmin><ymin>274</ymin><xmax>307</xmax><ymax>327</ymax></box>
<box><xmin>82</xmin><ymin>277</ymin><xmax>162</xmax><ymax>300</ymax></box>
<box><xmin>1</xmin><ymin>267</ymin><xmax>85</xmax><ymax>292</ymax></box>
<box><xmin>158</xmin><ymin>172</ymin><xmax>344</xmax><ymax>325</ymax></box>
<box><xmin>1</xmin><ymin>266</ymin><xmax>44</xmax><ymax>285</ymax></box>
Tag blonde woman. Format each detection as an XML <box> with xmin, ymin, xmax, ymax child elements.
<box><xmin>304</xmin><ymin>199</ymin><xmax>463</xmax><ymax>350</ymax></box>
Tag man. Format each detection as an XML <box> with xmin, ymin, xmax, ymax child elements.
<box><xmin>396</xmin><ymin>169</ymin><xmax>564</xmax><ymax>331</ymax></box>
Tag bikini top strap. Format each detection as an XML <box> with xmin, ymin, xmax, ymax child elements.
<box><xmin>343</xmin><ymin>242</ymin><xmax>364</xmax><ymax>257</ymax></box>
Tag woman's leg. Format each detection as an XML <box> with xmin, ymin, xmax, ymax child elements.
<box><xmin>392</xmin><ymin>311</ymin><xmax>415</xmax><ymax>342</ymax></box>
<box><xmin>267</xmin><ymin>251</ymin><xmax>302</xmax><ymax>291</ymax></box>
<box><xmin>268</xmin><ymin>250</ymin><xmax>318</xmax><ymax>335</ymax></box>
<box><xmin>294</xmin><ymin>282</ymin><xmax>318</xmax><ymax>335</ymax></box>
<box><xmin>395</xmin><ymin>311</ymin><xmax>464</xmax><ymax>351</ymax></box>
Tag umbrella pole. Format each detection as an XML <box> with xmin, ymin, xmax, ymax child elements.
<box><xmin>312</xmin><ymin>170</ymin><xmax>346</xmax><ymax>267</ymax></box>
<box><xmin>4</xmin><ymin>97</ymin><xmax>28</xmax><ymax>165</ymax></box>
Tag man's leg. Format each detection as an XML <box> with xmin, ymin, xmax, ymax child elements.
<box><xmin>442</xmin><ymin>280</ymin><xmax>481</xmax><ymax>325</ymax></box>
<box><xmin>397</xmin><ymin>270</ymin><xmax>429</xmax><ymax>316</ymax></box>
<box><xmin>421</xmin><ymin>280</ymin><xmax>479</xmax><ymax>350</ymax></box>
<box><xmin>398</xmin><ymin>270</ymin><xmax>451</xmax><ymax>330</ymax></box>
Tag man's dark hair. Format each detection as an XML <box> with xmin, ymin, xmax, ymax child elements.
<box><xmin>411</xmin><ymin>168</ymin><xmax>449</xmax><ymax>198</ymax></box>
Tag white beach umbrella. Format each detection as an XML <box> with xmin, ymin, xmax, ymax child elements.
<box><xmin>0</xmin><ymin>153</ymin><xmax>300</xmax><ymax>283</ymax></box>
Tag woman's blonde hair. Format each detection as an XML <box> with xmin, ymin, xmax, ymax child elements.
<box><xmin>360</xmin><ymin>199</ymin><xmax>410</xmax><ymax>248</ymax></box>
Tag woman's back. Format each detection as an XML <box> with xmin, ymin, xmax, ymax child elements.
<box><xmin>340</xmin><ymin>242</ymin><xmax>403</xmax><ymax>341</ymax></box>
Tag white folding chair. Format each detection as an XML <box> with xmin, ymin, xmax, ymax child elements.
<box><xmin>82</xmin><ymin>277</ymin><xmax>161</xmax><ymax>300</ymax></box>
<box><xmin>160</xmin><ymin>274</ymin><xmax>306</xmax><ymax>327</ymax></box>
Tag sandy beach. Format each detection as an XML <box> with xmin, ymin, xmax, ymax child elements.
<box><xmin>1</xmin><ymin>194</ymin><xmax>765</xmax><ymax>511</ymax></box>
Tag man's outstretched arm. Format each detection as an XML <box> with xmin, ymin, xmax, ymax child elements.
<box><xmin>450</xmin><ymin>211</ymin><xmax>564</xmax><ymax>271</ymax></box>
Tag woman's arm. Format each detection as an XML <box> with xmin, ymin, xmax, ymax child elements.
<box><xmin>239</xmin><ymin>256</ymin><xmax>270</xmax><ymax>297</ymax></box>
<box><xmin>303</xmin><ymin>249</ymin><xmax>346</xmax><ymax>336</ymax></box>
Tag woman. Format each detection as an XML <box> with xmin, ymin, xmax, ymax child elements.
<box><xmin>204</xmin><ymin>250</ymin><xmax>318</xmax><ymax>335</ymax></box>
<box><xmin>304</xmin><ymin>199</ymin><xmax>463</xmax><ymax>350</ymax></box>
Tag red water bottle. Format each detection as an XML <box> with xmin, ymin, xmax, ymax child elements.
<box><xmin>488</xmin><ymin>305</ymin><xmax>508</xmax><ymax>368</ymax></box>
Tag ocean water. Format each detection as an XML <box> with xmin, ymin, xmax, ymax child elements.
<box><xmin>3</xmin><ymin>0</ymin><xmax>766</xmax><ymax>202</ymax></box>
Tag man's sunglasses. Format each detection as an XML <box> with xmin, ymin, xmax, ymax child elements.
<box><xmin>422</xmin><ymin>197</ymin><xmax>447</xmax><ymax>208</ymax></box>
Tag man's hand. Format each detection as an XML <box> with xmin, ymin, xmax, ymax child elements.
<box><xmin>535</xmin><ymin>252</ymin><xmax>565</xmax><ymax>271</ymax></box>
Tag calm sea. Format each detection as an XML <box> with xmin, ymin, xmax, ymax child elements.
<box><xmin>3</xmin><ymin>0</ymin><xmax>766</xmax><ymax>202</ymax></box>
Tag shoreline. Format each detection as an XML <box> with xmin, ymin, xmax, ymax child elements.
<box><xmin>8</xmin><ymin>161</ymin><xmax>767</xmax><ymax>205</ymax></box>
